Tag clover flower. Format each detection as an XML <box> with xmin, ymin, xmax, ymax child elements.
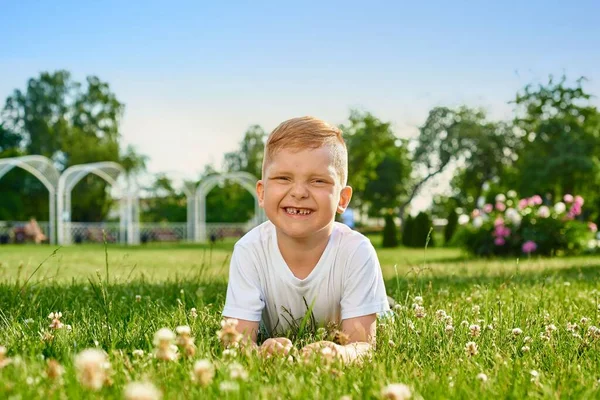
<box><xmin>476</xmin><ymin>373</ymin><xmax>488</xmax><ymax>382</ymax></box>
<box><xmin>175</xmin><ymin>325</ymin><xmax>196</xmax><ymax>357</ymax></box>
<box><xmin>381</xmin><ymin>383</ymin><xmax>412</xmax><ymax>400</ymax></box>
<box><xmin>46</xmin><ymin>359</ymin><xmax>64</xmax><ymax>380</ymax></box>
<box><xmin>469</xmin><ymin>324</ymin><xmax>481</xmax><ymax>337</ymax></box>
<box><xmin>153</xmin><ymin>328</ymin><xmax>178</xmax><ymax>361</ymax></box>
<box><xmin>217</xmin><ymin>319</ymin><xmax>243</xmax><ymax>348</ymax></box>
<box><xmin>192</xmin><ymin>359</ymin><xmax>214</xmax><ymax>386</ymax></box>
<box><xmin>512</xmin><ymin>328</ymin><xmax>523</xmax><ymax>336</ymax></box>
<box><xmin>465</xmin><ymin>341</ymin><xmax>478</xmax><ymax>357</ymax></box>
<box><xmin>189</xmin><ymin>308</ymin><xmax>198</xmax><ymax>319</ymax></box>
<box><xmin>0</xmin><ymin>346</ymin><xmax>11</xmax><ymax>369</ymax></box>
<box><xmin>124</xmin><ymin>381</ymin><xmax>162</xmax><ymax>400</ymax></box>
<box><xmin>229</xmin><ymin>362</ymin><xmax>249</xmax><ymax>380</ymax></box>
<box><xmin>74</xmin><ymin>349</ymin><xmax>110</xmax><ymax>391</ymax></box>
<box><xmin>48</xmin><ymin>312</ymin><xmax>64</xmax><ymax>330</ymax></box>
<box><xmin>414</xmin><ymin>305</ymin><xmax>426</xmax><ymax>319</ymax></box>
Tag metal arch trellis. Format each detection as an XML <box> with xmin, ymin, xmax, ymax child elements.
<box><xmin>194</xmin><ymin>172</ymin><xmax>265</xmax><ymax>242</ymax></box>
<box><xmin>0</xmin><ymin>155</ymin><xmax>60</xmax><ymax>244</ymax></box>
<box><xmin>57</xmin><ymin>162</ymin><xmax>139</xmax><ymax>245</ymax></box>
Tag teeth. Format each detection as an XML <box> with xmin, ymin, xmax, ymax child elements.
<box><xmin>286</xmin><ymin>207</ymin><xmax>311</xmax><ymax>215</ymax></box>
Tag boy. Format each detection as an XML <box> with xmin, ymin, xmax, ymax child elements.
<box><xmin>222</xmin><ymin>116</ymin><xmax>389</xmax><ymax>362</ymax></box>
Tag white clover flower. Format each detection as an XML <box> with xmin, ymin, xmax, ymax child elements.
<box><xmin>176</xmin><ymin>326</ymin><xmax>191</xmax><ymax>336</ymax></box>
<box><xmin>381</xmin><ymin>383</ymin><xmax>412</xmax><ymax>400</ymax></box>
<box><xmin>189</xmin><ymin>308</ymin><xmax>198</xmax><ymax>319</ymax></box>
<box><xmin>580</xmin><ymin>317</ymin><xmax>589</xmax><ymax>325</ymax></box>
<box><xmin>414</xmin><ymin>296</ymin><xmax>423</xmax><ymax>305</ymax></box>
<box><xmin>465</xmin><ymin>341</ymin><xmax>478</xmax><ymax>357</ymax></box>
<box><xmin>486</xmin><ymin>324</ymin><xmax>494</xmax><ymax>331</ymax></box>
<box><xmin>222</xmin><ymin>348</ymin><xmax>237</xmax><ymax>358</ymax></box>
<box><xmin>512</xmin><ymin>328</ymin><xmax>523</xmax><ymax>336</ymax></box>
<box><xmin>74</xmin><ymin>349</ymin><xmax>109</xmax><ymax>391</ymax></box>
<box><xmin>414</xmin><ymin>305</ymin><xmax>426</xmax><ymax>319</ymax></box>
<box><xmin>228</xmin><ymin>362</ymin><xmax>248</xmax><ymax>380</ymax></box>
<box><xmin>153</xmin><ymin>328</ymin><xmax>178</xmax><ymax>361</ymax></box>
<box><xmin>566</xmin><ymin>322</ymin><xmax>578</xmax><ymax>333</ymax></box>
<box><xmin>523</xmin><ymin>336</ymin><xmax>532</xmax><ymax>343</ymax></box>
<box><xmin>545</xmin><ymin>324</ymin><xmax>557</xmax><ymax>335</ymax></box>
<box><xmin>445</xmin><ymin>325</ymin><xmax>454</xmax><ymax>335</ymax></box>
<box><xmin>219</xmin><ymin>381</ymin><xmax>239</xmax><ymax>392</ymax></box>
<box><xmin>135</xmin><ymin>295</ymin><xmax>142</xmax><ymax>303</ymax></box>
<box><xmin>124</xmin><ymin>381</ymin><xmax>162</xmax><ymax>400</ymax></box>
<box><xmin>48</xmin><ymin>312</ymin><xmax>64</xmax><ymax>330</ymax></box>
<box><xmin>218</xmin><ymin>319</ymin><xmax>243</xmax><ymax>348</ymax></box>
<box><xmin>435</xmin><ymin>310</ymin><xmax>447</xmax><ymax>320</ymax></box>
<box><xmin>444</xmin><ymin>315</ymin><xmax>453</xmax><ymax>325</ymax></box>
<box><xmin>192</xmin><ymin>359</ymin><xmax>214</xmax><ymax>386</ymax></box>
<box><xmin>530</xmin><ymin>370</ymin><xmax>539</xmax><ymax>382</ymax></box>
<box><xmin>472</xmin><ymin>305</ymin><xmax>480</xmax><ymax>315</ymax></box>
<box><xmin>476</xmin><ymin>372</ymin><xmax>488</xmax><ymax>382</ymax></box>
<box><xmin>132</xmin><ymin>350</ymin><xmax>144</xmax><ymax>358</ymax></box>
<box><xmin>460</xmin><ymin>320</ymin><xmax>469</xmax><ymax>327</ymax></box>
<box><xmin>469</xmin><ymin>324</ymin><xmax>481</xmax><ymax>337</ymax></box>
<box><xmin>521</xmin><ymin>345</ymin><xmax>530</xmax><ymax>353</ymax></box>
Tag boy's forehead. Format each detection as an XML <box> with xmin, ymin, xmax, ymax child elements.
<box><xmin>267</xmin><ymin>147</ymin><xmax>337</xmax><ymax>174</ymax></box>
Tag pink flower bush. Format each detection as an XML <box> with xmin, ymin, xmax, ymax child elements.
<box><xmin>459</xmin><ymin>192</ymin><xmax>596</xmax><ymax>257</ymax></box>
<box><xmin>522</xmin><ymin>240</ymin><xmax>537</xmax><ymax>254</ymax></box>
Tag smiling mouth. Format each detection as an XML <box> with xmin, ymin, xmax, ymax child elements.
<box><xmin>283</xmin><ymin>207</ymin><xmax>313</xmax><ymax>216</ymax></box>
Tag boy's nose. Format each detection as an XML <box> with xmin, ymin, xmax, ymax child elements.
<box><xmin>290</xmin><ymin>183</ymin><xmax>309</xmax><ymax>199</ymax></box>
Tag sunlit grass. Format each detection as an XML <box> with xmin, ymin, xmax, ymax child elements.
<box><xmin>0</xmin><ymin>242</ymin><xmax>599</xmax><ymax>399</ymax></box>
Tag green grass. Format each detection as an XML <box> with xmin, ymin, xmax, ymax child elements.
<box><xmin>0</xmin><ymin>241</ymin><xmax>599</xmax><ymax>399</ymax></box>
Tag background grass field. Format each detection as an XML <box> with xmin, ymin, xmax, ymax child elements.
<box><xmin>1</xmin><ymin>241</ymin><xmax>599</xmax><ymax>399</ymax></box>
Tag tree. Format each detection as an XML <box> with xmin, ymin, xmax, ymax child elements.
<box><xmin>444</xmin><ymin>208</ymin><xmax>458</xmax><ymax>245</ymax></box>
<box><xmin>223</xmin><ymin>125</ymin><xmax>266</xmax><ymax>179</ymax></box>
<box><xmin>512</xmin><ymin>76</ymin><xmax>600</xmax><ymax>206</ymax></box>
<box><xmin>342</xmin><ymin>110</ymin><xmax>412</xmax><ymax>218</ymax></box>
<box><xmin>0</xmin><ymin>70</ymin><xmax>133</xmax><ymax>222</ymax></box>
<box><xmin>399</xmin><ymin>106</ymin><xmax>493</xmax><ymax>222</ymax></box>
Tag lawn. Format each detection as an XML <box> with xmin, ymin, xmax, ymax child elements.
<box><xmin>0</xmin><ymin>241</ymin><xmax>599</xmax><ymax>399</ymax></box>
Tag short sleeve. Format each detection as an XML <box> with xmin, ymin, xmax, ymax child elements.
<box><xmin>340</xmin><ymin>241</ymin><xmax>389</xmax><ymax>320</ymax></box>
<box><xmin>222</xmin><ymin>245</ymin><xmax>265</xmax><ymax>321</ymax></box>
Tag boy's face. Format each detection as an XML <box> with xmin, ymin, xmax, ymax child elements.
<box><xmin>256</xmin><ymin>146</ymin><xmax>352</xmax><ymax>241</ymax></box>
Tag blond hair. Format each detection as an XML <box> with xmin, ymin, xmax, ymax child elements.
<box><xmin>262</xmin><ymin>116</ymin><xmax>348</xmax><ymax>186</ymax></box>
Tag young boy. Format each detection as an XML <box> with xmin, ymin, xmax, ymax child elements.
<box><xmin>222</xmin><ymin>116</ymin><xmax>389</xmax><ymax>362</ymax></box>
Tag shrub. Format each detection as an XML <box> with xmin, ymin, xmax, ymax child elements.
<box><xmin>382</xmin><ymin>214</ymin><xmax>399</xmax><ymax>248</ymax></box>
<box><xmin>444</xmin><ymin>209</ymin><xmax>458</xmax><ymax>245</ymax></box>
<box><xmin>410</xmin><ymin>212</ymin><xmax>435</xmax><ymax>248</ymax></box>
<box><xmin>455</xmin><ymin>193</ymin><xmax>596</xmax><ymax>257</ymax></box>
<box><xmin>401</xmin><ymin>215</ymin><xmax>414</xmax><ymax>247</ymax></box>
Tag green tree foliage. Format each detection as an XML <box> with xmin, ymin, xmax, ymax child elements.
<box><xmin>342</xmin><ymin>110</ymin><xmax>412</xmax><ymax>218</ymax></box>
<box><xmin>0</xmin><ymin>70</ymin><xmax>142</xmax><ymax>222</ymax></box>
<box><xmin>223</xmin><ymin>125</ymin><xmax>266</xmax><ymax>179</ymax></box>
<box><xmin>512</xmin><ymin>76</ymin><xmax>600</xmax><ymax>206</ymax></box>
<box><xmin>382</xmin><ymin>213</ymin><xmax>399</xmax><ymax>248</ymax></box>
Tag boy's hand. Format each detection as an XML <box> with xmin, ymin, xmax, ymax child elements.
<box><xmin>260</xmin><ymin>337</ymin><xmax>293</xmax><ymax>357</ymax></box>
<box><xmin>300</xmin><ymin>340</ymin><xmax>342</xmax><ymax>361</ymax></box>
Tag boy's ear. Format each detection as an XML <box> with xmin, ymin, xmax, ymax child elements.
<box><xmin>337</xmin><ymin>186</ymin><xmax>353</xmax><ymax>214</ymax></box>
<box><xmin>256</xmin><ymin>180</ymin><xmax>265</xmax><ymax>207</ymax></box>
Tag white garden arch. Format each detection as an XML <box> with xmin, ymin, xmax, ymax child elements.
<box><xmin>57</xmin><ymin>162</ymin><xmax>139</xmax><ymax>245</ymax></box>
<box><xmin>0</xmin><ymin>155</ymin><xmax>60</xmax><ymax>244</ymax></box>
<box><xmin>194</xmin><ymin>172</ymin><xmax>265</xmax><ymax>242</ymax></box>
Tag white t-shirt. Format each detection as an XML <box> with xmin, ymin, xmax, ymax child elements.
<box><xmin>222</xmin><ymin>221</ymin><xmax>390</xmax><ymax>336</ymax></box>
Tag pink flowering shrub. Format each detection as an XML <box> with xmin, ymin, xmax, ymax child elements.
<box><xmin>455</xmin><ymin>193</ymin><xmax>595</xmax><ymax>257</ymax></box>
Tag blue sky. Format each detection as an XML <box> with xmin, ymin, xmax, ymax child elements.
<box><xmin>1</xmin><ymin>1</ymin><xmax>599</xmax><ymax>209</ymax></box>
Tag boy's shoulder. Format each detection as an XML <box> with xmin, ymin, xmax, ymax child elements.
<box><xmin>234</xmin><ymin>220</ymin><xmax>275</xmax><ymax>250</ymax></box>
<box><xmin>331</xmin><ymin>222</ymin><xmax>375</xmax><ymax>256</ymax></box>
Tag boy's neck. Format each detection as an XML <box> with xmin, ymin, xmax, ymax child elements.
<box><xmin>276</xmin><ymin>226</ymin><xmax>333</xmax><ymax>280</ymax></box>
